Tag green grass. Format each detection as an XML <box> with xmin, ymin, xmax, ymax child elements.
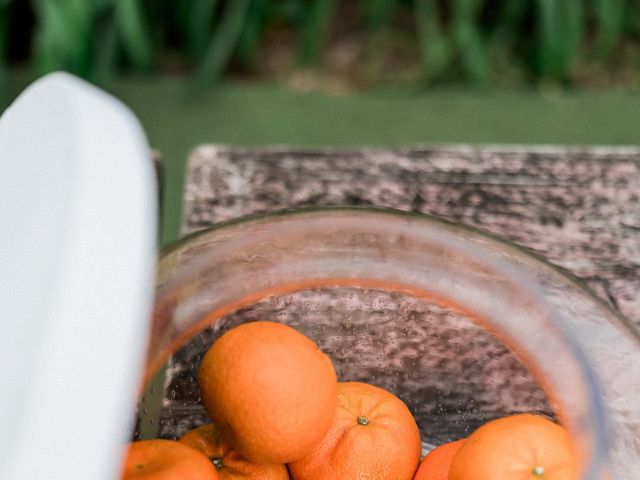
<box><xmin>4</xmin><ymin>72</ymin><xmax>640</xmax><ymax>245</ymax></box>
<box><xmin>2</xmin><ymin>0</ymin><xmax>640</xmax><ymax>89</ymax></box>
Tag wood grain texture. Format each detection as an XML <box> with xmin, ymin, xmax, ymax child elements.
<box><xmin>182</xmin><ymin>145</ymin><xmax>640</xmax><ymax>326</ymax></box>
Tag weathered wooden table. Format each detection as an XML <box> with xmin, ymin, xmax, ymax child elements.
<box><xmin>182</xmin><ymin>145</ymin><xmax>640</xmax><ymax>325</ymax></box>
<box><xmin>155</xmin><ymin>145</ymin><xmax>640</xmax><ymax>449</ymax></box>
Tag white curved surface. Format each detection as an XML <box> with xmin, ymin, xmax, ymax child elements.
<box><xmin>0</xmin><ymin>72</ymin><xmax>156</xmax><ymax>479</ymax></box>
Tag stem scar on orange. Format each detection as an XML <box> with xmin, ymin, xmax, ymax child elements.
<box><xmin>121</xmin><ymin>439</ymin><xmax>220</xmax><ymax>480</ymax></box>
<box><xmin>288</xmin><ymin>381</ymin><xmax>422</xmax><ymax>480</ymax></box>
<box><xmin>180</xmin><ymin>423</ymin><xmax>290</xmax><ymax>480</ymax></box>
<box><xmin>449</xmin><ymin>414</ymin><xmax>578</xmax><ymax>480</ymax></box>
<box><xmin>413</xmin><ymin>439</ymin><xmax>466</xmax><ymax>480</ymax></box>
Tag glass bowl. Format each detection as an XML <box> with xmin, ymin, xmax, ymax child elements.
<box><xmin>142</xmin><ymin>208</ymin><xmax>640</xmax><ymax>480</ymax></box>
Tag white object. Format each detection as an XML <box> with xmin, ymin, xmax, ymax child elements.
<box><xmin>0</xmin><ymin>73</ymin><xmax>157</xmax><ymax>479</ymax></box>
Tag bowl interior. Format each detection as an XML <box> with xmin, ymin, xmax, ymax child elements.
<box><xmin>141</xmin><ymin>286</ymin><xmax>553</xmax><ymax>451</ymax></box>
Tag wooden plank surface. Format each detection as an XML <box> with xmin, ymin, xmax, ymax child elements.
<box><xmin>183</xmin><ymin>145</ymin><xmax>640</xmax><ymax>326</ymax></box>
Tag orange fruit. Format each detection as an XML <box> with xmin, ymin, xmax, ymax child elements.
<box><xmin>198</xmin><ymin>321</ymin><xmax>337</xmax><ymax>464</ymax></box>
<box><xmin>449</xmin><ymin>414</ymin><xmax>578</xmax><ymax>480</ymax></box>
<box><xmin>413</xmin><ymin>439</ymin><xmax>466</xmax><ymax>480</ymax></box>
<box><xmin>288</xmin><ymin>381</ymin><xmax>422</xmax><ymax>480</ymax></box>
<box><xmin>121</xmin><ymin>439</ymin><xmax>219</xmax><ymax>480</ymax></box>
<box><xmin>179</xmin><ymin>423</ymin><xmax>290</xmax><ymax>480</ymax></box>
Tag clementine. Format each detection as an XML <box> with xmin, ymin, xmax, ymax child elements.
<box><xmin>288</xmin><ymin>381</ymin><xmax>422</xmax><ymax>480</ymax></box>
<box><xmin>180</xmin><ymin>423</ymin><xmax>290</xmax><ymax>480</ymax></box>
<box><xmin>413</xmin><ymin>439</ymin><xmax>466</xmax><ymax>480</ymax></box>
<box><xmin>198</xmin><ymin>321</ymin><xmax>337</xmax><ymax>464</ymax></box>
<box><xmin>449</xmin><ymin>414</ymin><xmax>578</xmax><ymax>480</ymax></box>
<box><xmin>121</xmin><ymin>439</ymin><xmax>219</xmax><ymax>480</ymax></box>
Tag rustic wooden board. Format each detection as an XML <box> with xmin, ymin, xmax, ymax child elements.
<box><xmin>153</xmin><ymin>145</ymin><xmax>640</xmax><ymax>451</ymax></box>
<box><xmin>182</xmin><ymin>145</ymin><xmax>640</xmax><ymax>327</ymax></box>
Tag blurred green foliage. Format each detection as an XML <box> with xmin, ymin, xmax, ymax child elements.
<box><xmin>1</xmin><ymin>0</ymin><xmax>640</xmax><ymax>90</ymax></box>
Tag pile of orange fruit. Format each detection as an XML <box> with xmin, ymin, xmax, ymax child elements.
<box><xmin>121</xmin><ymin>321</ymin><xmax>578</xmax><ymax>480</ymax></box>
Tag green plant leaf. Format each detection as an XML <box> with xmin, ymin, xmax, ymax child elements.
<box><xmin>592</xmin><ymin>0</ymin><xmax>625</xmax><ymax>58</ymax></box>
<box><xmin>298</xmin><ymin>0</ymin><xmax>336</xmax><ymax>67</ymax></box>
<box><xmin>490</xmin><ymin>0</ymin><xmax>529</xmax><ymax>46</ymax></box>
<box><xmin>452</xmin><ymin>0</ymin><xmax>491</xmax><ymax>84</ymax></box>
<box><xmin>414</xmin><ymin>0</ymin><xmax>453</xmax><ymax>81</ymax></box>
<box><xmin>623</xmin><ymin>0</ymin><xmax>640</xmax><ymax>35</ymax></box>
<box><xmin>535</xmin><ymin>0</ymin><xmax>583</xmax><ymax>79</ymax></box>
<box><xmin>90</xmin><ymin>8</ymin><xmax>118</xmax><ymax>85</ymax></box>
<box><xmin>365</xmin><ymin>0</ymin><xmax>399</xmax><ymax>30</ymax></box>
<box><xmin>32</xmin><ymin>0</ymin><xmax>82</xmax><ymax>73</ymax></box>
<box><xmin>189</xmin><ymin>0</ymin><xmax>251</xmax><ymax>93</ymax></box>
<box><xmin>237</xmin><ymin>0</ymin><xmax>269</xmax><ymax>67</ymax></box>
<box><xmin>187</xmin><ymin>0</ymin><xmax>218</xmax><ymax>58</ymax></box>
<box><xmin>114</xmin><ymin>0</ymin><xmax>153</xmax><ymax>69</ymax></box>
